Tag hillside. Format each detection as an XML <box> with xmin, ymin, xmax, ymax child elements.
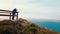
<box><xmin>0</xmin><ymin>18</ymin><xmax>57</xmax><ymax>34</ymax></box>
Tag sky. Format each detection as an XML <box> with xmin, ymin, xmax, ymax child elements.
<box><xmin>0</xmin><ymin>0</ymin><xmax>60</xmax><ymax>20</ymax></box>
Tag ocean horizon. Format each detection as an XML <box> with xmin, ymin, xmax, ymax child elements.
<box><xmin>27</xmin><ymin>19</ymin><xmax>60</xmax><ymax>32</ymax></box>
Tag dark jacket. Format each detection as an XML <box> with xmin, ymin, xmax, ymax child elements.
<box><xmin>12</xmin><ymin>8</ymin><xmax>17</xmax><ymax>14</ymax></box>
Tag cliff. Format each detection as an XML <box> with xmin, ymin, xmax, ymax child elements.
<box><xmin>0</xmin><ymin>18</ymin><xmax>57</xmax><ymax>34</ymax></box>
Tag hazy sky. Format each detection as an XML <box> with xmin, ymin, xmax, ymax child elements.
<box><xmin>0</xmin><ymin>0</ymin><xmax>60</xmax><ymax>20</ymax></box>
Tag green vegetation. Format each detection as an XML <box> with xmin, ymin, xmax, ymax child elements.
<box><xmin>58</xmin><ymin>32</ymin><xmax>60</xmax><ymax>34</ymax></box>
<box><xmin>0</xmin><ymin>19</ymin><xmax>58</xmax><ymax>34</ymax></box>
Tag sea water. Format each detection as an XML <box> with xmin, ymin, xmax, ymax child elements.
<box><xmin>28</xmin><ymin>19</ymin><xmax>60</xmax><ymax>32</ymax></box>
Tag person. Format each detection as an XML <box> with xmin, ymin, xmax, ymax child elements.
<box><xmin>12</xmin><ymin>8</ymin><xmax>17</xmax><ymax>20</ymax></box>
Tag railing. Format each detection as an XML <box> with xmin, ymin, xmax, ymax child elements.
<box><xmin>0</xmin><ymin>9</ymin><xmax>18</xmax><ymax>20</ymax></box>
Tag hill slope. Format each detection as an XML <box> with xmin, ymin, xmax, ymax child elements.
<box><xmin>0</xmin><ymin>18</ymin><xmax>57</xmax><ymax>34</ymax></box>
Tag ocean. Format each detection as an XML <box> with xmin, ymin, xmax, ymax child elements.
<box><xmin>27</xmin><ymin>19</ymin><xmax>60</xmax><ymax>32</ymax></box>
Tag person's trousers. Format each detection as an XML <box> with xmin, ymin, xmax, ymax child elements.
<box><xmin>12</xmin><ymin>13</ymin><xmax>15</xmax><ymax>20</ymax></box>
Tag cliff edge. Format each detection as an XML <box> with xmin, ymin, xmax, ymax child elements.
<box><xmin>0</xmin><ymin>18</ymin><xmax>57</xmax><ymax>34</ymax></box>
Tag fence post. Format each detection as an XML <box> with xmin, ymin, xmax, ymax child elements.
<box><xmin>9</xmin><ymin>13</ymin><xmax>11</xmax><ymax>20</ymax></box>
<box><xmin>17</xmin><ymin>12</ymin><xmax>18</xmax><ymax>20</ymax></box>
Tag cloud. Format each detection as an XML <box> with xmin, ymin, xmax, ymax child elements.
<box><xmin>40</xmin><ymin>0</ymin><xmax>60</xmax><ymax>8</ymax></box>
<box><xmin>20</xmin><ymin>13</ymin><xmax>60</xmax><ymax>20</ymax></box>
<box><xmin>0</xmin><ymin>0</ymin><xmax>60</xmax><ymax>20</ymax></box>
<box><xmin>0</xmin><ymin>0</ymin><xmax>40</xmax><ymax>4</ymax></box>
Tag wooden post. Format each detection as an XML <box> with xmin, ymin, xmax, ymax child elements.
<box><xmin>9</xmin><ymin>13</ymin><xmax>11</xmax><ymax>20</ymax></box>
<box><xmin>17</xmin><ymin>12</ymin><xmax>18</xmax><ymax>20</ymax></box>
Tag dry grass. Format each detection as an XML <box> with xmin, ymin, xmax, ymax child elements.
<box><xmin>0</xmin><ymin>19</ymin><xmax>58</xmax><ymax>34</ymax></box>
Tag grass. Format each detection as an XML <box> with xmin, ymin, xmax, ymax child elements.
<box><xmin>58</xmin><ymin>32</ymin><xmax>60</xmax><ymax>34</ymax></box>
<box><xmin>0</xmin><ymin>19</ymin><xmax>58</xmax><ymax>34</ymax></box>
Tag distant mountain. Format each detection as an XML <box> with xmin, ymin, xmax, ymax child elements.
<box><xmin>0</xmin><ymin>18</ymin><xmax>57</xmax><ymax>34</ymax></box>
